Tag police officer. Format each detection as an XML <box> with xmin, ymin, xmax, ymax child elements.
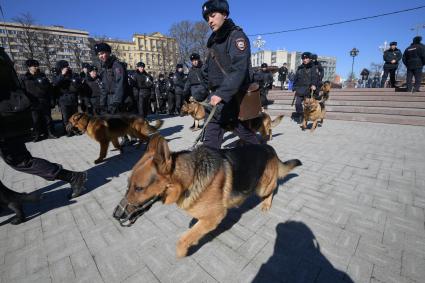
<box><xmin>94</xmin><ymin>42</ymin><xmax>127</xmax><ymax>114</ymax></box>
<box><xmin>154</xmin><ymin>74</ymin><xmax>168</xmax><ymax>114</ymax></box>
<box><xmin>381</xmin><ymin>42</ymin><xmax>402</xmax><ymax>88</ymax></box>
<box><xmin>173</xmin><ymin>64</ymin><xmax>186</xmax><ymax>115</ymax></box>
<box><xmin>166</xmin><ymin>72</ymin><xmax>176</xmax><ymax>114</ymax></box>
<box><xmin>184</xmin><ymin>53</ymin><xmax>209</xmax><ymax>102</ymax></box>
<box><xmin>253</xmin><ymin>63</ymin><xmax>273</xmax><ymax>108</ymax></box>
<box><xmin>278</xmin><ymin>63</ymin><xmax>288</xmax><ymax>90</ymax></box>
<box><xmin>80</xmin><ymin>62</ymin><xmax>90</xmax><ymax>79</ymax></box>
<box><xmin>21</xmin><ymin>59</ymin><xmax>57</xmax><ymax>141</ymax></box>
<box><xmin>0</xmin><ymin>47</ymin><xmax>87</xmax><ymax>204</ymax></box>
<box><xmin>134</xmin><ymin>62</ymin><xmax>154</xmax><ymax>118</ymax></box>
<box><xmin>403</xmin><ymin>36</ymin><xmax>425</xmax><ymax>92</ymax></box>
<box><xmin>311</xmin><ymin>54</ymin><xmax>324</xmax><ymax>82</ymax></box>
<box><xmin>83</xmin><ymin>65</ymin><xmax>103</xmax><ymax>115</ymax></box>
<box><xmin>201</xmin><ymin>0</ymin><xmax>259</xmax><ymax>149</ymax></box>
<box><xmin>292</xmin><ymin>52</ymin><xmax>320</xmax><ymax>123</ymax></box>
<box><xmin>53</xmin><ymin>60</ymin><xmax>81</xmax><ymax>136</ymax></box>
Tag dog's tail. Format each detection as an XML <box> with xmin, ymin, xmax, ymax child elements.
<box><xmin>146</xmin><ymin>120</ymin><xmax>164</xmax><ymax>134</ymax></box>
<box><xmin>271</xmin><ymin>115</ymin><xmax>284</xmax><ymax>128</ymax></box>
<box><xmin>278</xmin><ymin>159</ymin><xmax>302</xmax><ymax>178</ymax></box>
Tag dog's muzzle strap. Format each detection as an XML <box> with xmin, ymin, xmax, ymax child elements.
<box><xmin>115</xmin><ymin>195</ymin><xmax>161</xmax><ymax>227</ymax></box>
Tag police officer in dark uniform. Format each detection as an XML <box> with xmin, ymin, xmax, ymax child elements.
<box><xmin>53</xmin><ymin>60</ymin><xmax>81</xmax><ymax>136</ymax></box>
<box><xmin>201</xmin><ymin>0</ymin><xmax>259</xmax><ymax>149</ymax></box>
<box><xmin>82</xmin><ymin>65</ymin><xmax>103</xmax><ymax>115</ymax></box>
<box><xmin>80</xmin><ymin>62</ymin><xmax>90</xmax><ymax>79</ymax></box>
<box><xmin>94</xmin><ymin>42</ymin><xmax>127</xmax><ymax>114</ymax></box>
<box><xmin>0</xmin><ymin>47</ymin><xmax>87</xmax><ymax>204</ymax></box>
<box><xmin>173</xmin><ymin>64</ymin><xmax>186</xmax><ymax>115</ymax></box>
<box><xmin>278</xmin><ymin>63</ymin><xmax>288</xmax><ymax>90</ymax></box>
<box><xmin>253</xmin><ymin>63</ymin><xmax>273</xmax><ymax>108</ymax></box>
<box><xmin>21</xmin><ymin>59</ymin><xmax>58</xmax><ymax>141</ymax></box>
<box><xmin>403</xmin><ymin>36</ymin><xmax>425</xmax><ymax>92</ymax></box>
<box><xmin>167</xmin><ymin>72</ymin><xmax>176</xmax><ymax>114</ymax></box>
<box><xmin>311</xmin><ymin>54</ymin><xmax>324</xmax><ymax>82</ymax></box>
<box><xmin>184</xmin><ymin>53</ymin><xmax>209</xmax><ymax>102</ymax></box>
<box><xmin>293</xmin><ymin>52</ymin><xmax>320</xmax><ymax>123</ymax></box>
<box><xmin>154</xmin><ymin>74</ymin><xmax>168</xmax><ymax>114</ymax></box>
<box><xmin>381</xmin><ymin>42</ymin><xmax>402</xmax><ymax>88</ymax></box>
<box><xmin>134</xmin><ymin>62</ymin><xmax>154</xmax><ymax>118</ymax></box>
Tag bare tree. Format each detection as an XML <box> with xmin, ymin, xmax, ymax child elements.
<box><xmin>169</xmin><ymin>20</ymin><xmax>210</xmax><ymax>67</ymax></box>
<box><xmin>37</xmin><ymin>32</ymin><xmax>61</xmax><ymax>73</ymax></box>
<box><xmin>12</xmin><ymin>12</ymin><xmax>38</xmax><ymax>60</ymax></box>
<box><xmin>69</xmin><ymin>41</ymin><xmax>85</xmax><ymax>69</ymax></box>
<box><xmin>370</xmin><ymin>62</ymin><xmax>383</xmax><ymax>76</ymax></box>
<box><xmin>159</xmin><ymin>39</ymin><xmax>178</xmax><ymax>74</ymax></box>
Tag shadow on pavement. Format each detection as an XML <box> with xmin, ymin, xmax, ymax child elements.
<box><xmin>252</xmin><ymin>221</ymin><xmax>354</xmax><ymax>283</ymax></box>
<box><xmin>187</xmin><ymin>173</ymin><xmax>300</xmax><ymax>256</ymax></box>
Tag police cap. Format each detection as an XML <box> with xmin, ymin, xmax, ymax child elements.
<box><xmin>94</xmin><ymin>42</ymin><xmax>112</xmax><ymax>55</ymax></box>
<box><xmin>190</xmin><ymin>53</ymin><xmax>201</xmax><ymax>61</ymax></box>
<box><xmin>389</xmin><ymin>41</ymin><xmax>397</xmax><ymax>46</ymax></box>
<box><xmin>202</xmin><ymin>0</ymin><xmax>230</xmax><ymax>21</ymax></box>
<box><xmin>176</xmin><ymin>63</ymin><xmax>183</xmax><ymax>69</ymax></box>
<box><xmin>311</xmin><ymin>54</ymin><xmax>318</xmax><ymax>60</ymax></box>
<box><xmin>87</xmin><ymin>65</ymin><xmax>98</xmax><ymax>72</ymax></box>
<box><xmin>55</xmin><ymin>60</ymin><xmax>69</xmax><ymax>70</ymax></box>
<box><xmin>25</xmin><ymin>59</ymin><xmax>39</xmax><ymax>67</ymax></box>
<box><xmin>136</xmin><ymin>62</ymin><xmax>145</xmax><ymax>68</ymax></box>
<box><xmin>261</xmin><ymin>63</ymin><xmax>268</xmax><ymax>68</ymax></box>
<box><xmin>413</xmin><ymin>36</ymin><xmax>422</xmax><ymax>44</ymax></box>
<box><xmin>301</xmin><ymin>52</ymin><xmax>312</xmax><ymax>59</ymax></box>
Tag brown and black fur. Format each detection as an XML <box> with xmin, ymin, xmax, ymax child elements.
<box><xmin>181</xmin><ymin>101</ymin><xmax>284</xmax><ymax>142</ymax></box>
<box><xmin>120</xmin><ymin>134</ymin><xmax>301</xmax><ymax>257</ymax></box>
<box><xmin>301</xmin><ymin>96</ymin><xmax>326</xmax><ymax>132</ymax></box>
<box><xmin>69</xmin><ymin>113</ymin><xmax>163</xmax><ymax>164</ymax></box>
<box><xmin>0</xmin><ymin>182</ymin><xmax>40</xmax><ymax>225</ymax></box>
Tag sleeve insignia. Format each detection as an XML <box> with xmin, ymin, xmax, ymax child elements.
<box><xmin>235</xmin><ymin>38</ymin><xmax>247</xmax><ymax>51</ymax></box>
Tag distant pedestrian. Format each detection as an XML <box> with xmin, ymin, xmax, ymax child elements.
<box><xmin>360</xmin><ymin>68</ymin><xmax>370</xmax><ymax>88</ymax></box>
<box><xmin>278</xmin><ymin>63</ymin><xmax>288</xmax><ymax>90</ymax></box>
<box><xmin>381</xmin><ymin>41</ymin><xmax>402</xmax><ymax>88</ymax></box>
<box><xmin>402</xmin><ymin>36</ymin><xmax>425</xmax><ymax>92</ymax></box>
<box><xmin>288</xmin><ymin>70</ymin><xmax>295</xmax><ymax>90</ymax></box>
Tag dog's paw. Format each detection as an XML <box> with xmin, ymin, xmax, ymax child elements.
<box><xmin>94</xmin><ymin>159</ymin><xmax>103</xmax><ymax>164</ymax></box>
<box><xmin>176</xmin><ymin>240</ymin><xmax>189</xmax><ymax>258</ymax></box>
<box><xmin>10</xmin><ymin>216</ymin><xmax>25</xmax><ymax>225</ymax></box>
<box><xmin>261</xmin><ymin>203</ymin><xmax>272</xmax><ymax>212</ymax></box>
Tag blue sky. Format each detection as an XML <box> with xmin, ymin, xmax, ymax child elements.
<box><xmin>2</xmin><ymin>0</ymin><xmax>425</xmax><ymax>78</ymax></box>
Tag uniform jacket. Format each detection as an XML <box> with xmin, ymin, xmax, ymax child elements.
<box><xmin>278</xmin><ymin>66</ymin><xmax>288</xmax><ymax>81</ymax></box>
<box><xmin>403</xmin><ymin>43</ymin><xmax>425</xmax><ymax>69</ymax></box>
<box><xmin>293</xmin><ymin>62</ymin><xmax>320</xmax><ymax>97</ymax></box>
<box><xmin>21</xmin><ymin>71</ymin><xmax>53</xmax><ymax>109</ymax></box>
<box><xmin>99</xmin><ymin>56</ymin><xmax>127</xmax><ymax>107</ymax></box>
<box><xmin>184</xmin><ymin>63</ymin><xmax>208</xmax><ymax>101</ymax></box>
<box><xmin>53</xmin><ymin>72</ymin><xmax>81</xmax><ymax>106</ymax></box>
<box><xmin>383</xmin><ymin>48</ymin><xmax>402</xmax><ymax>70</ymax></box>
<box><xmin>134</xmin><ymin>70</ymin><xmax>153</xmax><ymax>98</ymax></box>
<box><xmin>173</xmin><ymin>71</ymin><xmax>186</xmax><ymax>94</ymax></box>
<box><xmin>203</xmin><ymin>18</ymin><xmax>251</xmax><ymax>123</ymax></box>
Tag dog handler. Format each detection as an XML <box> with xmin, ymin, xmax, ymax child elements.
<box><xmin>201</xmin><ymin>0</ymin><xmax>259</xmax><ymax>149</ymax></box>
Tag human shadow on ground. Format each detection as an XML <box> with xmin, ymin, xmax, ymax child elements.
<box><xmin>186</xmin><ymin>173</ymin><xmax>299</xmax><ymax>256</ymax></box>
<box><xmin>0</xmin><ymin>125</ymin><xmax>182</xmax><ymax>225</ymax></box>
<box><xmin>252</xmin><ymin>221</ymin><xmax>354</xmax><ymax>283</ymax></box>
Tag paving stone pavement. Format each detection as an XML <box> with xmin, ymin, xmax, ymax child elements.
<box><xmin>1</xmin><ymin>115</ymin><xmax>424</xmax><ymax>283</ymax></box>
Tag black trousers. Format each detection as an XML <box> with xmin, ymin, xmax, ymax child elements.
<box><xmin>381</xmin><ymin>69</ymin><xmax>396</xmax><ymax>87</ymax></box>
<box><xmin>0</xmin><ymin>138</ymin><xmax>61</xmax><ymax>181</ymax></box>
<box><xmin>138</xmin><ymin>95</ymin><xmax>150</xmax><ymax>118</ymax></box>
<box><xmin>175</xmin><ymin>92</ymin><xmax>183</xmax><ymax>114</ymax></box>
<box><xmin>203</xmin><ymin>118</ymin><xmax>259</xmax><ymax>150</ymax></box>
<box><xmin>406</xmin><ymin>68</ymin><xmax>423</xmax><ymax>92</ymax></box>
<box><xmin>60</xmin><ymin>104</ymin><xmax>78</xmax><ymax>133</ymax></box>
<box><xmin>167</xmin><ymin>92</ymin><xmax>175</xmax><ymax>114</ymax></box>
<box><xmin>80</xmin><ymin>97</ymin><xmax>92</xmax><ymax>114</ymax></box>
<box><xmin>32</xmin><ymin>106</ymin><xmax>54</xmax><ymax>135</ymax></box>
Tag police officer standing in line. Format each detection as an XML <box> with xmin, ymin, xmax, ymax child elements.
<box><xmin>80</xmin><ymin>62</ymin><xmax>90</xmax><ymax>79</ymax></box>
<box><xmin>94</xmin><ymin>42</ymin><xmax>127</xmax><ymax>114</ymax></box>
<box><xmin>134</xmin><ymin>62</ymin><xmax>154</xmax><ymax>118</ymax></box>
<box><xmin>167</xmin><ymin>71</ymin><xmax>176</xmax><ymax>115</ymax></box>
<box><xmin>292</xmin><ymin>52</ymin><xmax>320</xmax><ymax>123</ymax></box>
<box><xmin>253</xmin><ymin>63</ymin><xmax>273</xmax><ymax>108</ymax></box>
<box><xmin>21</xmin><ymin>59</ymin><xmax>58</xmax><ymax>141</ymax></box>
<box><xmin>173</xmin><ymin>64</ymin><xmax>186</xmax><ymax>115</ymax></box>
<box><xmin>183</xmin><ymin>53</ymin><xmax>209</xmax><ymax>102</ymax></box>
<box><xmin>0</xmin><ymin>47</ymin><xmax>87</xmax><ymax>205</ymax></box>
<box><xmin>82</xmin><ymin>65</ymin><xmax>103</xmax><ymax>115</ymax></box>
<box><xmin>278</xmin><ymin>63</ymin><xmax>288</xmax><ymax>90</ymax></box>
<box><xmin>201</xmin><ymin>0</ymin><xmax>259</xmax><ymax>149</ymax></box>
<box><xmin>380</xmin><ymin>41</ymin><xmax>402</xmax><ymax>88</ymax></box>
<box><xmin>154</xmin><ymin>74</ymin><xmax>168</xmax><ymax>114</ymax></box>
<box><xmin>311</xmin><ymin>54</ymin><xmax>324</xmax><ymax>83</ymax></box>
<box><xmin>53</xmin><ymin>60</ymin><xmax>81</xmax><ymax>136</ymax></box>
<box><xmin>403</xmin><ymin>36</ymin><xmax>425</xmax><ymax>93</ymax></box>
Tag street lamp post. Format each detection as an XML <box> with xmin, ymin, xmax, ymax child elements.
<box><xmin>410</xmin><ymin>23</ymin><xmax>425</xmax><ymax>36</ymax></box>
<box><xmin>349</xmin><ymin>48</ymin><xmax>359</xmax><ymax>82</ymax></box>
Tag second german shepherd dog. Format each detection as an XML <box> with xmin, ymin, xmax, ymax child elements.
<box><xmin>69</xmin><ymin>113</ymin><xmax>163</xmax><ymax>164</ymax></box>
<box><xmin>113</xmin><ymin>134</ymin><xmax>302</xmax><ymax>257</ymax></box>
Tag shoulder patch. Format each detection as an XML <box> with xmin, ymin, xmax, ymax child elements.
<box><xmin>115</xmin><ymin>67</ymin><xmax>123</xmax><ymax>75</ymax></box>
<box><xmin>235</xmin><ymin>38</ymin><xmax>247</xmax><ymax>51</ymax></box>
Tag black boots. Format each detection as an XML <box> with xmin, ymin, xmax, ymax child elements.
<box><xmin>56</xmin><ymin>169</ymin><xmax>88</xmax><ymax>199</ymax></box>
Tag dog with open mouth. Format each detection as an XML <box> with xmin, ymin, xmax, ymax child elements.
<box><xmin>113</xmin><ymin>134</ymin><xmax>301</xmax><ymax>257</ymax></box>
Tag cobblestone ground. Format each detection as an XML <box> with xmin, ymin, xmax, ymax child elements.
<box><xmin>1</xmin><ymin>115</ymin><xmax>424</xmax><ymax>283</ymax></box>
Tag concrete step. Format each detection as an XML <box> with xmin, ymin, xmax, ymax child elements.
<box><xmin>268</xmin><ymin>100</ymin><xmax>425</xmax><ymax>109</ymax></box>
<box><xmin>268</xmin><ymin>94</ymin><xmax>425</xmax><ymax>102</ymax></box>
<box><xmin>265</xmin><ymin>110</ymin><xmax>425</xmax><ymax>126</ymax></box>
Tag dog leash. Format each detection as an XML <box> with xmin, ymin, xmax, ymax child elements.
<box><xmin>191</xmin><ymin>103</ymin><xmax>217</xmax><ymax>150</ymax></box>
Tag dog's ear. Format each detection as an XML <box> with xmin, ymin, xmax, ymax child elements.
<box><xmin>148</xmin><ymin>134</ymin><xmax>172</xmax><ymax>174</ymax></box>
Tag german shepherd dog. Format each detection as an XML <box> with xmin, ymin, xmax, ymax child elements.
<box><xmin>0</xmin><ymin>181</ymin><xmax>40</xmax><ymax>225</ymax></box>
<box><xmin>181</xmin><ymin>101</ymin><xmax>284</xmax><ymax>142</ymax></box>
<box><xmin>69</xmin><ymin>113</ymin><xmax>163</xmax><ymax>164</ymax></box>
<box><xmin>113</xmin><ymin>134</ymin><xmax>302</xmax><ymax>257</ymax></box>
<box><xmin>301</xmin><ymin>81</ymin><xmax>331</xmax><ymax>132</ymax></box>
